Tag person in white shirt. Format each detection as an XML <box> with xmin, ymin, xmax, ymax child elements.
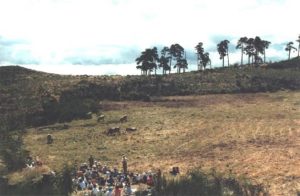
<box><xmin>79</xmin><ymin>178</ymin><xmax>87</xmax><ymax>190</ymax></box>
<box><xmin>91</xmin><ymin>184</ymin><xmax>100</xmax><ymax>196</ymax></box>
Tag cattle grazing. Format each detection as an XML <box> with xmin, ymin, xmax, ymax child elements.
<box><xmin>47</xmin><ymin>134</ymin><xmax>53</xmax><ymax>144</ymax></box>
<box><xmin>85</xmin><ymin>112</ymin><xmax>93</xmax><ymax>119</ymax></box>
<box><xmin>107</xmin><ymin>127</ymin><xmax>120</xmax><ymax>135</ymax></box>
<box><xmin>120</xmin><ymin>115</ymin><xmax>128</xmax><ymax>123</ymax></box>
<box><xmin>97</xmin><ymin>114</ymin><xmax>105</xmax><ymax>122</ymax></box>
<box><xmin>126</xmin><ymin>127</ymin><xmax>137</xmax><ymax>132</ymax></box>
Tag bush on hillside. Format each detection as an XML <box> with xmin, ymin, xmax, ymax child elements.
<box><xmin>152</xmin><ymin>169</ymin><xmax>267</xmax><ymax>196</ymax></box>
<box><xmin>4</xmin><ymin>164</ymin><xmax>74</xmax><ymax>195</ymax></box>
<box><xmin>1</xmin><ymin>132</ymin><xmax>29</xmax><ymax>172</ymax></box>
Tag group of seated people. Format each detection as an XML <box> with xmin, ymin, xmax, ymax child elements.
<box><xmin>72</xmin><ymin>157</ymin><xmax>156</xmax><ymax>196</ymax></box>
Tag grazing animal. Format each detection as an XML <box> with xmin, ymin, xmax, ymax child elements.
<box><xmin>47</xmin><ymin>134</ymin><xmax>53</xmax><ymax>144</ymax></box>
<box><xmin>97</xmin><ymin>115</ymin><xmax>105</xmax><ymax>122</ymax></box>
<box><xmin>120</xmin><ymin>115</ymin><xmax>128</xmax><ymax>123</ymax></box>
<box><xmin>126</xmin><ymin>127</ymin><xmax>137</xmax><ymax>132</ymax></box>
<box><xmin>107</xmin><ymin>127</ymin><xmax>120</xmax><ymax>135</ymax></box>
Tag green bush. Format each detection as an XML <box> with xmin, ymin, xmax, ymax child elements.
<box><xmin>0</xmin><ymin>121</ymin><xmax>28</xmax><ymax>172</ymax></box>
<box><xmin>3</xmin><ymin>164</ymin><xmax>74</xmax><ymax>196</ymax></box>
<box><xmin>152</xmin><ymin>169</ymin><xmax>267</xmax><ymax>196</ymax></box>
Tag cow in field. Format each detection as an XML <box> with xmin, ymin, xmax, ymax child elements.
<box><xmin>47</xmin><ymin>134</ymin><xmax>53</xmax><ymax>144</ymax></box>
<box><xmin>107</xmin><ymin>127</ymin><xmax>120</xmax><ymax>135</ymax></box>
<box><xmin>97</xmin><ymin>114</ymin><xmax>105</xmax><ymax>122</ymax></box>
<box><xmin>126</xmin><ymin>127</ymin><xmax>137</xmax><ymax>132</ymax></box>
<box><xmin>120</xmin><ymin>115</ymin><xmax>128</xmax><ymax>123</ymax></box>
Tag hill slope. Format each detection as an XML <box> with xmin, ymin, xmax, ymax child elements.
<box><xmin>1</xmin><ymin>60</ymin><xmax>300</xmax><ymax>195</ymax></box>
<box><xmin>1</xmin><ymin>60</ymin><xmax>300</xmax><ymax>131</ymax></box>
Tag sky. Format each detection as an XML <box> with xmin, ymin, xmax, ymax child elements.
<box><xmin>0</xmin><ymin>0</ymin><xmax>299</xmax><ymax>75</ymax></box>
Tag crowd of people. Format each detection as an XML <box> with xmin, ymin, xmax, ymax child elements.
<box><xmin>72</xmin><ymin>155</ymin><xmax>158</xmax><ymax>196</ymax></box>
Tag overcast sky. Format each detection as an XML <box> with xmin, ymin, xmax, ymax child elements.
<box><xmin>0</xmin><ymin>0</ymin><xmax>299</xmax><ymax>75</ymax></box>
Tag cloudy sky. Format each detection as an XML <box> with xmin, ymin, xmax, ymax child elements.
<box><xmin>0</xmin><ymin>0</ymin><xmax>299</xmax><ymax>75</ymax></box>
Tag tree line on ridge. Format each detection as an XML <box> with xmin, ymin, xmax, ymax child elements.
<box><xmin>135</xmin><ymin>35</ymin><xmax>300</xmax><ymax>75</ymax></box>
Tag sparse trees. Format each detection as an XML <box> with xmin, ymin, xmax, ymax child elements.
<box><xmin>217</xmin><ymin>40</ymin><xmax>230</xmax><ymax>67</ymax></box>
<box><xmin>202</xmin><ymin>52</ymin><xmax>211</xmax><ymax>70</ymax></box>
<box><xmin>262</xmin><ymin>40</ymin><xmax>271</xmax><ymax>63</ymax></box>
<box><xmin>285</xmin><ymin>42</ymin><xmax>297</xmax><ymax>60</ymax></box>
<box><xmin>236</xmin><ymin>37</ymin><xmax>248</xmax><ymax>66</ymax></box>
<box><xmin>253</xmin><ymin>36</ymin><xmax>264</xmax><ymax>64</ymax></box>
<box><xmin>170</xmin><ymin>43</ymin><xmax>188</xmax><ymax>73</ymax></box>
<box><xmin>244</xmin><ymin>38</ymin><xmax>255</xmax><ymax>65</ymax></box>
<box><xmin>136</xmin><ymin>47</ymin><xmax>159</xmax><ymax>75</ymax></box>
<box><xmin>169</xmin><ymin>44</ymin><xmax>176</xmax><ymax>74</ymax></box>
<box><xmin>195</xmin><ymin>42</ymin><xmax>204</xmax><ymax>70</ymax></box>
<box><xmin>159</xmin><ymin>47</ymin><xmax>171</xmax><ymax>75</ymax></box>
<box><xmin>195</xmin><ymin>42</ymin><xmax>210</xmax><ymax>70</ymax></box>
<box><xmin>243</xmin><ymin>36</ymin><xmax>270</xmax><ymax>65</ymax></box>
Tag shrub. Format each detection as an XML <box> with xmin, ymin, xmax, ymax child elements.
<box><xmin>152</xmin><ymin>169</ymin><xmax>268</xmax><ymax>196</ymax></box>
<box><xmin>4</xmin><ymin>164</ymin><xmax>74</xmax><ymax>195</ymax></box>
<box><xmin>1</xmin><ymin>133</ymin><xmax>29</xmax><ymax>172</ymax></box>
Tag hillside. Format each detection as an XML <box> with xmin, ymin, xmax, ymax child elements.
<box><xmin>0</xmin><ymin>60</ymin><xmax>300</xmax><ymax>195</ymax></box>
<box><xmin>1</xmin><ymin>59</ymin><xmax>300</xmax><ymax>131</ymax></box>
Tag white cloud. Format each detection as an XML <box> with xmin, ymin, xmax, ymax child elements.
<box><xmin>0</xmin><ymin>0</ymin><xmax>299</xmax><ymax>74</ymax></box>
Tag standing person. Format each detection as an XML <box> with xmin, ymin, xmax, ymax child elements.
<box><xmin>156</xmin><ymin>169</ymin><xmax>162</xmax><ymax>192</ymax></box>
<box><xmin>122</xmin><ymin>155</ymin><xmax>128</xmax><ymax>174</ymax></box>
<box><xmin>89</xmin><ymin>155</ymin><xmax>94</xmax><ymax>168</ymax></box>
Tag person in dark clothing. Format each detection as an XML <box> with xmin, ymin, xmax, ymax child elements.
<box><xmin>122</xmin><ymin>155</ymin><xmax>128</xmax><ymax>174</ymax></box>
<box><xmin>88</xmin><ymin>155</ymin><xmax>94</xmax><ymax>168</ymax></box>
<box><xmin>107</xmin><ymin>175</ymin><xmax>114</xmax><ymax>186</ymax></box>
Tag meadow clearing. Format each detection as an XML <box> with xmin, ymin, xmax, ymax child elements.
<box><xmin>23</xmin><ymin>90</ymin><xmax>300</xmax><ymax>195</ymax></box>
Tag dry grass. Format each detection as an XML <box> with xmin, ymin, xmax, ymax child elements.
<box><xmin>23</xmin><ymin>90</ymin><xmax>300</xmax><ymax>195</ymax></box>
<box><xmin>8</xmin><ymin>165</ymin><xmax>52</xmax><ymax>185</ymax></box>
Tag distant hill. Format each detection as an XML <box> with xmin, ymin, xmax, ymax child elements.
<box><xmin>0</xmin><ymin>59</ymin><xmax>300</xmax><ymax>131</ymax></box>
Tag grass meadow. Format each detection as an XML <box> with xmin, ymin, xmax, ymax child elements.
<box><xmin>22</xmin><ymin>90</ymin><xmax>300</xmax><ymax>195</ymax></box>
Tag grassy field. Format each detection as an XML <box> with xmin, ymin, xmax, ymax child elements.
<box><xmin>22</xmin><ymin>90</ymin><xmax>300</xmax><ymax>195</ymax></box>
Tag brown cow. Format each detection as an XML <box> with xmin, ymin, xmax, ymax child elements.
<box><xmin>47</xmin><ymin>134</ymin><xmax>53</xmax><ymax>144</ymax></box>
<box><xmin>120</xmin><ymin>115</ymin><xmax>128</xmax><ymax>123</ymax></box>
<box><xmin>107</xmin><ymin>127</ymin><xmax>120</xmax><ymax>135</ymax></box>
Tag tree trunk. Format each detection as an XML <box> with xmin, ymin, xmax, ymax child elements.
<box><xmin>298</xmin><ymin>44</ymin><xmax>300</xmax><ymax>57</ymax></box>
<box><xmin>227</xmin><ymin>52</ymin><xmax>230</xmax><ymax>67</ymax></box>
<box><xmin>222</xmin><ymin>57</ymin><xmax>224</xmax><ymax>67</ymax></box>
<box><xmin>288</xmin><ymin>49</ymin><xmax>291</xmax><ymax>60</ymax></box>
<box><xmin>197</xmin><ymin>55</ymin><xmax>199</xmax><ymax>70</ymax></box>
<box><xmin>248</xmin><ymin>55</ymin><xmax>250</xmax><ymax>65</ymax></box>
<box><xmin>169</xmin><ymin>58</ymin><xmax>172</xmax><ymax>74</ymax></box>
<box><xmin>241</xmin><ymin>47</ymin><xmax>244</xmax><ymax>66</ymax></box>
<box><xmin>263</xmin><ymin>48</ymin><xmax>266</xmax><ymax>63</ymax></box>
